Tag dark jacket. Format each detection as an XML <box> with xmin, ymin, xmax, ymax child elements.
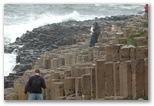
<box><xmin>24</xmin><ymin>75</ymin><xmax>46</xmax><ymax>94</ymax></box>
<box><xmin>93</xmin><ymin>27</ymin><xmax>100</xmax><ymax>36</ymax></box>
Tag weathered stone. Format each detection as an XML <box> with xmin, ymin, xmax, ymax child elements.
<box><xmin>93</xmin><ymin>46</ymin><xmax>105</xmax><ymax>61</ymax></box>
<box><xmin>75</xmin><ymin>77</ymin><xmax>82</xmax><ymax>96</ymax></box>
<box><xmin>5</xmin><ymin>93</ymin><xmax>18</xmax><ymax>100</ymax></box>
<box><xmin>22</xmin><ymin>69</ymin><xmax>35</xmax><ymax>81</ymax></box>
<box><xmin>50</xmin><ymin>79</ymin><xmax>60</xmax><ymax>100</ymax></box>
<box><xmin>131</xmin><ymin>60</ymin><xmax>137</xmax><ymax>100</ymax></box>
<box><xmin>119</xmin><ymin>61</ymin><xmax>132</xmax><ymax>99</ymax></box>
<box><xmin>105</xmin><ymin>45</ymin><xmax>120</xmax><ymax>62</ymax></box>
<box><xmin>85</xmin><ymin>67</ymin><xmax>91</xmax><ymax>74</ymax></box>
<box><xmin>134</xmin><ymin>37</ymin><xmax>147</xmax><ymax>46</ymax></box>
<box><xmin>66</xmin><ymin>96</ymin><xmax>76</xmax><ymax>100</ymax></box>
<box><xmin>58</xmin><ymin>56</ymin><xmax>65</xmax><ymax>67</ymax></box>
<box><xmin>96</xmin><ymin>60</ymin><xmax>105</xmax><ymax>99</ymax></box>
<box><xmin>42</xmin><ymin>58</ymin><xmax>50</xmax><ymax>69</ymax></box>
<box><xmin>115</xmin><ymin>32</ymin><xmax>124</xmax><ymax>43</ymax></box>
<box><xmin>14</xmin><ymin>78</ymin><xmax>21</xmax><ymax>94</ymax></box>
<box><xmin>18</xmin><ymin>80</ymin><xmax>28</xmax><ymax>100</ymax></box>
<box><xmin>118</xmin><ymin>38</ymin><xmax>127</xmax><ymax>44</ymax></box>
<box><xmin>123</xmin><ymin>28</ymin><xmax>132</xmax><ymax>37</ymax></box>
<box><xmin>51</xmin><ymin>58</ymin><xmax>58</xmax><ymax>70</ymax></box>
<box><xmin>81</xmin><ymin>74</ymin><xmax>91</xmax><ymax>96</ymax></box>
<box><xmin>130</xmin><ymin>46</ymin><xmax>136</xmax><ymax>60</ymax></box>
<box><xmin>113</xmin><ymin>62</ymin><xmax>120</xmax><ymax>96</ymax></box>
<box><xmin>144</xmin><ymin>58</ymin><xmax>148</xmax><ymax>97</ymax></box>
<box><xmin>45</xmin><ymin>78</ymin><xmax>52</xmax><ymax>100</ymax></box>
<box><xmin>104</xmin><ymin>96</ymin><xmax>114</xmax><ymax>100</ymax></box>
<box><xmin>71</xmin><ymin>66</ymin><xmax>86</xmax><ymax>77</ymax></box>
<box><xmin>64</xmin><ymin>53</ymin><xmax>73</xmax><ymax>66</ymax></box>
<box><xmin>76</xmin><ymin>96</ymin><xmax>82</xmax><ymax>100</ymax></box>
<box><xmin>82</xmin><ymin>55</ymin><xmax>89</xmax><ymax>63</ymax></box>
<box><xmin>114</xmin><ymin>96</ymin><xmax>128</xmax><ymax>100</ymax></box>
<box><xmin>120</xmin><ymin>46</ymin><xmax>130</xmax><ymax>62</ymax></box>
<box><xmin>64</xmin><ymin>77</ymin><xmax>75</xmax><ymax>96</ymax></box>
<box><xmin>77</xmin><ymin>55</ymin><xmax>82</xmax><ymax>63</ymax></box>
<box><xmin>72</xmin><ymin>54</ymin><xmax>77</xmax><ymax>65</ymax></box>
<box><xmin>64</xmin><ymin>70</ymin><xmax>71</xmax><ymax>78</ymax></box>
<box><xmin>135</xmin><ymin>60</ymin><xmax>145</xmax><ymax>99</ymax></box>
<box><xmin>53</xmin><ymin>82</ymin><xmax>64</xmax><ymax>100</ymax></box>
<box><xmin>105</xmin><ymin>62</ymin><xmax>114</xmax><ymax>96</ymax></box>
<box><xmin>82</xmin><ymin>95</ymin><xmax>91</xmax><ymax>100</ymax></box>
<box><xmin>58</xmin><ymin>96</ymin><xmax>66</xmax><ymax>100</ymax></box>
<box><xmin>143</xmin><ymin>28</ymin><xmax>148</xmax><ymax>38</ymax></box>
<box><xmin>50</xmin><ymin>72</ymin><xmax>60</xmax><ymax>79</ymax></box>
<box><xmin>4</xmin><ymin>88</ymin><xmax>14</xmax><ymax>100</ymax></box>
<box><xmin>33</xmin><ymin>64</ymin><xmax>40</xmax><ymax>69</ymax></box>
<box><xmin>88</xmin><ymin>48</ymin><xmax>93</xmax><ymax>61</ymax></box>
<box><xmin>91</xmin><ymin>66</ymin><xmax>96</xmax><ymax>99</ymax></box>
<box><xmin>136</xmin><ymin>46</ymin><xmax>148</xmax><ymax>60</ymax></box>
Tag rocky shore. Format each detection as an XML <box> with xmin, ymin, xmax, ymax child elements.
<box><xmin>4</xmin><ymin>15</ymin><xmax>135</xmax><ymax>88</ymax></box>
<box><xmin>4</xmin><ymin>14</ymin><xmax>148</xmax><ymax>100</ymax></box>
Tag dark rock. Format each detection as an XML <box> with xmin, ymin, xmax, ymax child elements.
<box><xmin>13</xmin><ymin>64</ymin><xmax>32</xmax><ymax>73</ymax></box>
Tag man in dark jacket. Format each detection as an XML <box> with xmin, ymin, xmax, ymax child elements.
<box><xmin>24</xmin><ymin>69</ymin><xmax>46</xmax><ymax>100</ymax></box>
<box><xmin>93</xmin><ymin>22</ymin><xmax>101</xmax><ymax>43</ymax></box>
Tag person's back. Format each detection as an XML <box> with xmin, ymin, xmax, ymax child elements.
<box><xmin>24</xmin><ymin>69</ymin><xmax>46</xmax><ymax>100</ymax></box>
<box><xmin>29</xmin><ymin>75</ymin><xmax>43</xmax><ymax>93</ymax></box>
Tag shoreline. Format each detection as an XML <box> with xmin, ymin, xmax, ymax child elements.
<box><xmin>4</xmin><ymin>14</ymin><xmax>141</xmax><ymax>88</ymax></box>
<box><xmin>4</xmin><ymin>14</ymin><xmax>148</xmax><ymax>100</ymax></box>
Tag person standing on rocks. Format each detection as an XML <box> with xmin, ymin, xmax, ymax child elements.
<box><xmin>24</xmin><ymin>69</ymin><xmax>46</xmax><ymax>100</ymax></box>
<box><xmin>144</xmin><ymin>4</ymin><xmax>148</xmax><ymax>19</ymax></box>
<box><xmin>89</xmin><ymin>22</ymin><xmax>101</xmax><ymax>47</ymax></box>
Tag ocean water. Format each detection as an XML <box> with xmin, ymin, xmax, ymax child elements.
<box><xmin>3</xmin><ymin>4</ymin><xmax>144</xmax><ymax>76</ymax></box>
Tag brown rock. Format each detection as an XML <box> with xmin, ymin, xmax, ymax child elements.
<box><xmin>81</xmin><ymin>74</ymin><xmax>91</xmax><ymax>96</ymax></box>
<box><xmin>64</xmin><ymin>77</ymin><xmax>75</xmax><ymax>96</ymax></box>
<box><xmin>119</xmin><ymin>61</ymin><xmax>132</xmax><ymax>99</ymax></box>
<box><xmin>75</xmin><ymin>77</ymin><xmax>82</xmax><ymax>96</ymax></box>
<box><xmin>113</xmin><ymin>62</ymin><xmax>120</xmax><ymax>96</ymax></box>
<box><xmin>53</xmin><ymin>82</ymin><xmax>64</xmax><ymax>100</ymax></box>
<box><xmin>105</xmin><ymin>45</ymin><xmax>120</xmax><ymax>62</ymax></box>
<box><xmin>144</xmin><ymin>58</ymin><xmax>148</xmax><ymax>97</ymax></box>
<box><xmin>95</xmin><ymin>60</ymin><xmax>105</xmax><ymax>99</ymax></box>
<box><xmin>120</xmin><ymin>46</ymin><xmax>130</xmax><ymax>62</ymax></box>
<box><xmin>105</xmin><ymin>62</ymin><xmax>114</xmax><ymax>96</ymax></box>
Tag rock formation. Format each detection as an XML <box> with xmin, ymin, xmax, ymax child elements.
<box><xmin>4</xmin><ymin>15</ymin><xmax>148</xmax><ymax>100</ymax></box>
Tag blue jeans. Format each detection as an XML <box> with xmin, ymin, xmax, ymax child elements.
<box><xmin>28</xmin><ymin>93</ymin><xmax>43</xmax><ymax>100</ymax></box>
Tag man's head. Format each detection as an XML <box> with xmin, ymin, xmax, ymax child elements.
<box><xmin>35</xmin><ymin>69</ymin><xmax>40</xmax><ymax>75</ymax></box>
<box><xmin>93</xmin><ymin>22</ymin><xmax>99</xmax><ymax>28</ymax></box>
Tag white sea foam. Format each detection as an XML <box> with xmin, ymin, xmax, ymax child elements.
<box><xmin>4</xmin><ymin>53</ymin><xmax>16</xmax><ymax>76</ymax></box>
<box><xmin>4</xmin><ymin>11</ymin><xmax>100</xmax><ymax>43</ymax></box>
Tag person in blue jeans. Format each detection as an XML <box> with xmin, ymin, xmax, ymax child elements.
<box><xmin>90</xmin><ymin>22</ymin><xmax>100</xmax><ymax>47</ymax></box>
<box><xmin>24</xmin><ymin>69</ymin><xmax>46</xmax><ymax>100</ymax></box>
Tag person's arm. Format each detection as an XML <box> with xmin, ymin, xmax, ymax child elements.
<box><xmin>41</xmin><ymin>78</ymin><xmax>46</xmax><ymax>100</ymax></box>
<box><xmin>24</xmin><ymin>77</ymin><xmax>32</xmax><ymax>94</ymax></box>
<box><xmin>41</xmin><ymin>78</ymin><xmax>46</xmax><ymax>89</ymax></box>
